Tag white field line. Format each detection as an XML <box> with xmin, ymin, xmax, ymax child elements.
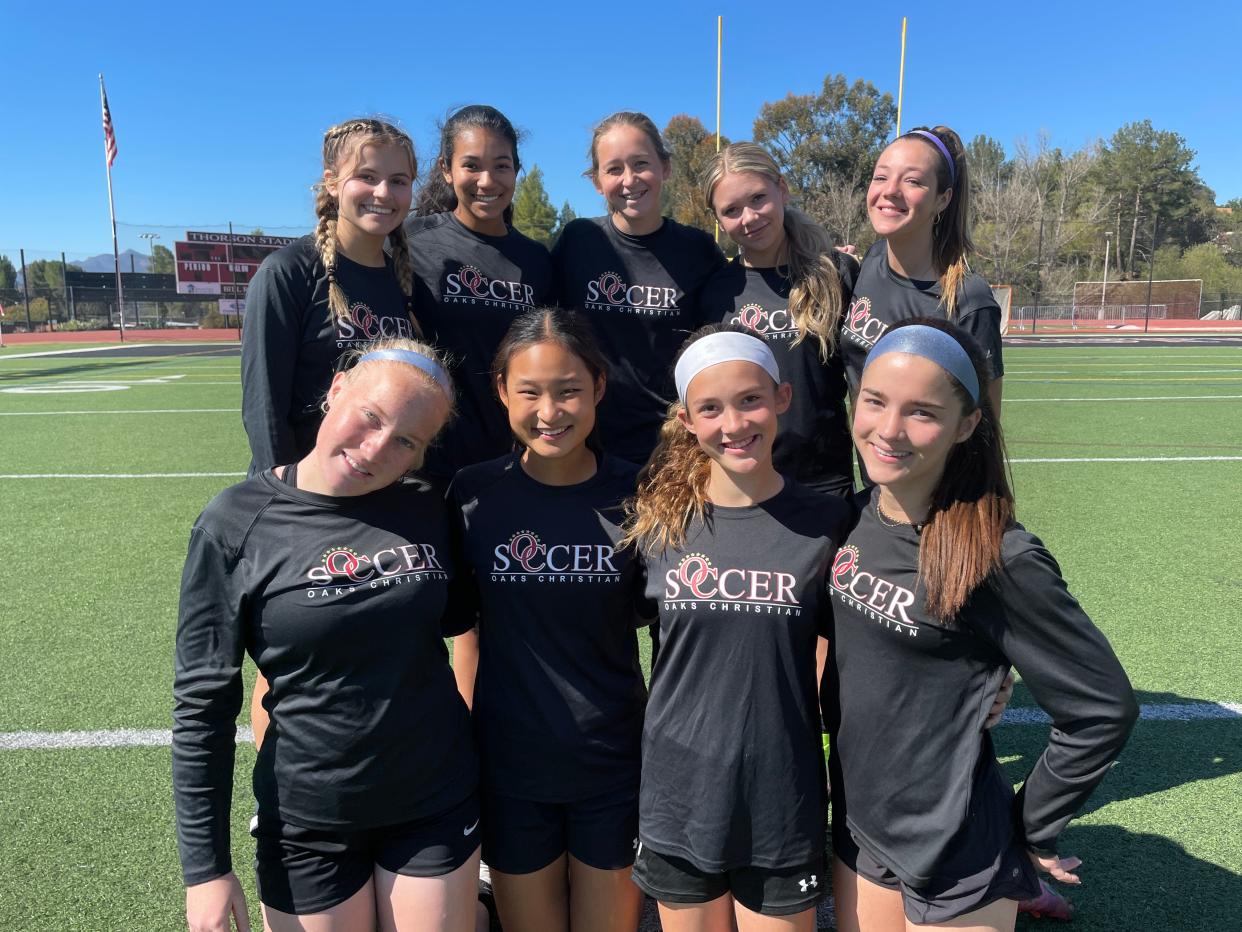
<box><xmin>1011</xmin><ymin>456</ymin><xmax>1242</xmax><ymax>464</ymax></box>
<box><xmin>1</xmin><ymin>727</ymin><xmax>255</xmax><ymax>749</ymax></box>
<box><xmin>7</xmin><ymin>704</ymin><xmax>1240</xmax><ymax>749</ymax></box>
<box><xmin>1007</xmin><ymin>369</ymin><xmax>1242</xmax><ymax>375</ymax></box>
<box><xmin>0</xmin><ymin>408</ymin><xmax>236</xmax><ymax>416</ymax></box>
<box><xmin>1006</xmin><ymin>377</ymin><xmax>1242</xmax><ymax>383</ymax></box>
<box><xmin>0</xmin><ymin>345</ymin><xmax>164</xmax><ymax>359</ymax></box>
<box><xmin>3</xmin><ymin>456</ymin><xmax>1239</xmax><ymax>479</ymax></box>
<box><xmin>0</xmin><ymin>472</ymin><xmax>246</xmax><ymax>479</ymax></box>
<box><xmin>1004</xmin><ymin>394</ymin><xmax>1242</xmax><ymax>403</ymax></box>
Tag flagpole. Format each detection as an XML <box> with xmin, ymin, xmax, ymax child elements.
<box><xmin>100</xmin><ymin>74</ymin><xmax>125</xmax><ymax>342</ymax></box>
<box><xmin>896</xmin><ymin>17</ymin><xmax>908</xmax><ymax>137</ymax></box>
<box><xmin>714</xmin><ymin>14</ymin><xmax>723</xmax><ymax>243</ymax></box>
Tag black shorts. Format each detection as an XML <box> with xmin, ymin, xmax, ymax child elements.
<box><xmin>482</xmin><ymin>784</ymin><xmax>638</xmax><ymax>874</ymax></box>
<box><xmin>253</xmin><ymin>793</ymin><xmax>481</xmax><ymax>915</ymax></box>
<box><xmin>833</xmin><ymin>824</ymin><xmax>1040</xmax><ymax>925</ymax></box>
<box><xmin>631</xmin><ymin>843</ymin><xmax>824</xmax><ymax>917</ymax></box>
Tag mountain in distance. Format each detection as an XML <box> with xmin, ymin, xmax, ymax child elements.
<box><xmin>77</xmin><ymin>249</ymin><xmax>150</xmax><ymax>273</ymax></box>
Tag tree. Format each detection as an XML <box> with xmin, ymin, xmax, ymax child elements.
<box><xmin>0</xmin><ymin>254</ymin><xmax>16</xmax><ymax>289</ymax></box>
<box><xmin>151</xmin><ymin>244</ymin><xmax>175</xmax><ymax>275</ymax></box>
<box><xmin>511</xmin><ymin>165</ymin><xmax>559</xmax><ymax>247</ymax></box>
<box><xmin>24</xmin><ymin>259</ymin><xmax>80</xmax><ymax>319</ymax></box>
<box><xmin>753</xmin><ymin>74</ymin><xmax>895</xmax><ymax>245</ymax></box>
<box><xmin>1091</xmin><ymin>120</ymin><xmax>1210</xmax><ymax>277</ymax></box>
<box><xmin>661</xmin><ymin>114</ymin><xmax>728</xmax><ymax>235</ymax></box>
<box><xmin>551</xmin><ymin>200</ymin><xmax>578</xmax><ymax>246</ymax></box>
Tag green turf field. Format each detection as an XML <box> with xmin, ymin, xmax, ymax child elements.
<box><xmin>1</xmin><ymin>342</ymin><xmax>1239</xmax><ymax>930</ymax></box>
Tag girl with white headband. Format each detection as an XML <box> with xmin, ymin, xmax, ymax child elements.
<box><xmin>622</xmin><ymin>326</ymin><xmax>852</xmax><ymax>930</ymax></box>
<box><xmin>842</xmin><ymin>126</ymin><xmax>1005</xmax><ymax>418</ymax></box>
<box><xmin>174</xmin><ymin>338</ymin><xmax>484</xmax><ymax>932</ymax></box>
<box><xmin>825</xmin><ymin>319</ymin><xmax>1136</xmax><ymax>931</ymax></box>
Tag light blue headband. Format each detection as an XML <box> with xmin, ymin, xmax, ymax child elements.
<box><xmin>863</xmin><ymin>325</ymin><xmax>980</xmax><ymax>404</ymax></box>
<box><xmin>360</xmin><ymin>349</ymin><xmax>452</xmax><ymax>398</ymax></box>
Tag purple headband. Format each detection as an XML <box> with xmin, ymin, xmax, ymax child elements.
<box><xmin>908</xmin><ymin>130</ymin><xmax>956</xmax><ymax>185</ymax></box>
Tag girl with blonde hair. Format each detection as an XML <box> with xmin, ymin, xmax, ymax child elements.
<box><xmin>242</xmin><ymin>117</ymin><xmax>419</xmax><ymax>473</ymax></box>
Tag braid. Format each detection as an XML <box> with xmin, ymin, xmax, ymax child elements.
<box><xmin>386</xmin><ymin>227</ymin><xmax>423</xmax><ymax>337</ymax></box>
<box><xmin>313</xmin><ymin>186</ymin><xmax>351</xmax><ymax>323</ymax></box>
<box><xmin>315</xmin><ymin>116</ymin><xmax>419</xmax><ymax>326</ymax></box>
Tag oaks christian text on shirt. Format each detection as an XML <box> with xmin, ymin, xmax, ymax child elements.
<box><xmin>241</xmin><ymin>237</ymin><xmax>415</xmax><ymax>472</ymax></box>
<box><xmin>448</xmin><ymin>454</ymin><xmax>646</xmax><ymax>802</ymax></box>
<box><xmin>839</xmin><ymin>241</ymin><xmax>1004</xmax><ymax>396</ymax></box>
<box><xmin>699</xmin><ymin>253</ymin><xmax>858</xmax><ymax>495</ymax></box>
<box><xmin>172</xmin><ymin>471</ymin><xmax>476</xmax><ymax>887</ymax></box>
<box><xmin>823</xmin><ymin>492</ymin><xmax>1137</xmax><ymax>889</ymax></box>
<box><xmin>552</xmin><ymin>216</ymin><xmax>725</xmax><ymax>465</ymax></box>
<box><xmin>638</xmin><ymin>482</ymin><xmax>851</xmax><ymax>872</ymax></box>
<box><xmin>406</xmin><ymin>212</ymin><xmax>554</xmax><ymax>477</ymax></box>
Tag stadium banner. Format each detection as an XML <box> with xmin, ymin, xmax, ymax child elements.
<box><xmin>174</xmin><ymin>231</ymin><xmax>299</xmax><ymax>297</ymax></box>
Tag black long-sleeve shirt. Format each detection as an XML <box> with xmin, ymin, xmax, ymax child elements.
<box><xmin>823</xmin><ymin>492</ymin><xmax>1138</xmax><ymax>888</ymax></box>
<box><xmin>240</xmin><ymin>238</ymin><xmax>414</xmax><ymax>472</ymax></box>
<box><xmin>172</xmin><ymin>471</ymin><xmax>476</xmax><ymax>886</ymax></box>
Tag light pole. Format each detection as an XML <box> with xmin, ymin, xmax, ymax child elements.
<box><xmin>1099</xmin><ymin>231</ymin><xmax>1113</xmax><ymax>321</ymax></box>
<box><xmin>139</xmin><ymin>232</ymin><xmax>161</xmax><ymax>327</ymax></box>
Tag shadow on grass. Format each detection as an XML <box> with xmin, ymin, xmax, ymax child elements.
<box><xmin>1000</xmin><ymin>688</ymin><xmax>1240</xmax><ymax>812</ymax></box>
<box><xmin>998</xmin><ymin>689</ymin><xmax>1240</xmax><ymax>930</ymax></box>
<box><xmin>1013</xmin><ymin>824</ymin><xmax>1242</xmax><ymax>931</ymax></box>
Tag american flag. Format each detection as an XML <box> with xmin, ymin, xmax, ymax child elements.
<box><xmin>101</xmin><ymin>81</ymin><xmax>117</xmax><ymax>167</ymax></box>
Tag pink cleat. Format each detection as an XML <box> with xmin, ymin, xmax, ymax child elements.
<box><xmin>1018</xmin><ymin>880</ymin><xmax>1074</xmax><ymax>921</ymax></box>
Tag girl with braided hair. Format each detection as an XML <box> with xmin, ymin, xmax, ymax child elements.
<box><xmin>242</xmin><ymin>117</ymin><xmax>420</xmax><ymax>474</ymax></box>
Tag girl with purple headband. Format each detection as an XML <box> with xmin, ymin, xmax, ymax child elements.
<box><xmin>824</xmin><ymin>318</ymin><xmax>1137</xmax><ymax>931</ymax></box>
<box><xmin>841</xmin><ymin>126</ymin><xmax>1006</xmax><ymax>419</ymax></box>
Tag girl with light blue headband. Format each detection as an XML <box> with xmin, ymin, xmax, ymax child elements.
<box><xmin>824</xmin><ymin>318</ymin><xmax>1136</xmax><ymax>932</ymax></box>
<box><xmin>175</xmin><ymin>336</ymin><xmax>490</xmax><ymax>932</ymax></box>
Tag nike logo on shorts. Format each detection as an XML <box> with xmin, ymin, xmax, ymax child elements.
<box><xmin>463</xmin><ymin>818</ymin><xmax>480</xmax><ymax>836</ymax></box>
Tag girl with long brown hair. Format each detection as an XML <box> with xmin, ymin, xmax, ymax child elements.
<box><xmin>842</xmin><ymin>126</ymin><xmax>1005</xmax><ymax>417</ymax></box>
<box><xmin>824</xmin><ymin>318</ymin><xmax>1137</xmax><ymax>931</ymax></box>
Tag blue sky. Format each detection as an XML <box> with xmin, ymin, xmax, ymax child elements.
<box><xmin>2</xmin><ymin>0</ymin><xmax>1237</xmax><ymax>261</ymax></box>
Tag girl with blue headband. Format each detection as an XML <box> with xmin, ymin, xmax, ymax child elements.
<box><xmin>824</xmin><ymin>318</ymin><xmax>1137</xmax><ymax>931</ymax></box>
<box><xmin>841</xmin><ymin>126</ymin><xmax>1005</xmax><ymax>419</ymax></box>
<box><xmin>174</xmin><ymin>338</ymin><xmax>486</xmax><ymax>932</ymax></box>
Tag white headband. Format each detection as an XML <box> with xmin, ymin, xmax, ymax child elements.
<box><xmin>674</xmin><ymin>331</ymin><xmax>781</xmax><ymax>404</ymax></box>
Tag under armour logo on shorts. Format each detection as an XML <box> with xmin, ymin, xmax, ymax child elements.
<box><xmin>798</xmin><ymin>875</ymin><xmax>818</xmax><ymax>893</ymax></box>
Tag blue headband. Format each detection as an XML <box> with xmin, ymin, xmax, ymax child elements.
<box><xmin>360</xmin><ymin>349</ymin><xmax>452</xmax><ymax>398</ymax></box>
<box><xmin>908</xmin><ymin>130</ymin><xmax>956</xmax><ymax>185</ymax></box>
<box><xmin>863</xmin><ymin>325</ymin><xmax>980</xmax><ymax>404</ymax></box>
